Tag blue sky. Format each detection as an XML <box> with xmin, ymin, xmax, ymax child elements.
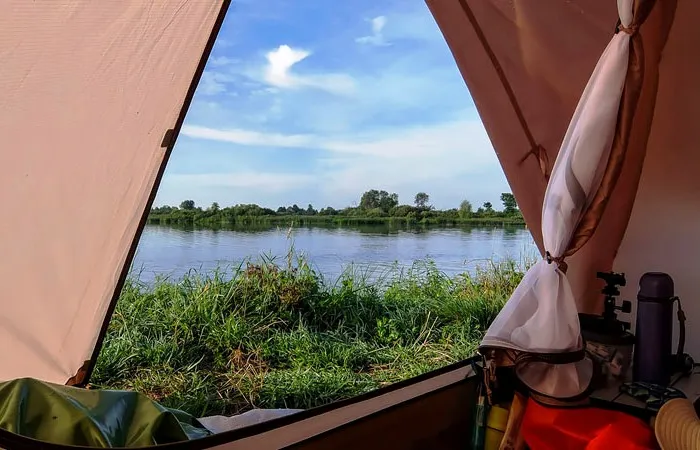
<box><xmin>155</xmin><ymin>0</ymin><xmax>511</xmax><ymax>210</ymax></box>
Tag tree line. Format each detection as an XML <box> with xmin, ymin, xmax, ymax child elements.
<box><xmin>149</xmin><ymin>190</ymin><xmax>523</xmax><ymax>226</ymax></box>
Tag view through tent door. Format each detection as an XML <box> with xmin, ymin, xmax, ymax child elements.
<box><xmin>0</xmin><ymin>0</ymin><xmax>229</xmax><ymax>384</ymax></box>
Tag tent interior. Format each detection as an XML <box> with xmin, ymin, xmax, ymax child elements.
<box><xmin>1</xmin><ymin>0</ymin><xmax>699</xmax><ymax>448</ymax></box>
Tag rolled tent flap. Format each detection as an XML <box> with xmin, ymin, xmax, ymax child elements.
<box><xmin>480</xmin><ymin>0</ymin><xmax>636</xmax><ymax>399</ymax></box>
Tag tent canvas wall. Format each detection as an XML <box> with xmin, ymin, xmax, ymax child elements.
<box><xmin>0</xmin><ymin>0</ymin><xmax>230</xmax><ymax>386</ymax></box>
<box><xmin>0</xmin><ymin>0</ymin><xmax>698</xmax><ymax>448</ymax></box>
<box><xmin>427</xmin><ymin>0</ymin><xmax>698</xmax><ymax>357</ymax></box>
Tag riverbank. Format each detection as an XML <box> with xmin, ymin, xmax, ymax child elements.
<box><xmin>147</xmin><ymin>213</ymin><xmax>526</xmax><ymax>228</ymax></box>
<box><xmin>93</xmin><ymin>256</ymin><xmax>525</xmax><ymax>417</ymax></box>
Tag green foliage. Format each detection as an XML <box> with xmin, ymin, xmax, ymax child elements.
<box><xmin>359</xmin><ymin>189</ymin><xmax>399</xmax><ymax>212</ymax></box>
<box><xmin>180</xmin><ymin>200</ymin><xmax>196</xmax><ymax>210</ymax></box>
<box><xmin>318</xmin><ymin>207</ymin><xmax>338</xmax><ymax>216</ymax></box>
<box><xmin>500</xmin><ymin>193</ymin><xmax>518</xmax><ymax>215</ymax></box>
<box><xmin>459</xmin><ymin>200</ymin><xmax>473</xmax><ymax>218</ymax></box>
<box><xmin>148</xmin><ymin>190</ymin><xmax>525</xmax><ymax>228</ymax></box>
<box><xmin>93</xmin><ymin>253</ymin><xmax>529</xmax><ymax>417</ymax></box>
<box><xmin>414</xmin><ymin>192</ymin><xmax>430</xmax><ymax>209</ymax></box>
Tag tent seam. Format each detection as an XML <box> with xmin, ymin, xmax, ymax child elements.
<box><xmin>455</xmin><ymin>0</ymin><xmax>549</xmax><ymax>180</ymax></box>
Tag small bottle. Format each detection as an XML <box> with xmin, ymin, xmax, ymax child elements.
<box><xmin>484</xmin><ymin>403</ymin><xmax>510</xmax><ymax>450</ymax></box>
<box><xmin>633</xmin><ymin>272</ymin><xmax>675</xmax><ymax>386</ymax></box>
<box><xmin>470</xmin><ymin>384</ymin><xmax>488</xmax><ymax>450</ymax></box>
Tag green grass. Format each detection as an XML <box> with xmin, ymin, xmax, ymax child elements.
<box><xmin>93</xmin><ymin>252</ymin><xmax>528</xmax><ymax>418</ymax></box>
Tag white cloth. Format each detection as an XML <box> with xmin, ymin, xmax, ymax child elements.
<box><xmin>481</xmin><ymin>0</ymin><xmax>634</xmax><ymax>398</ymax></box>
<box><xmin>199</xmin><ymin>409</ymin><xmax>304</xmax><ymax>434</ymax></box>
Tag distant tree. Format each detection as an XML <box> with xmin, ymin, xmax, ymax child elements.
<box><xmin>209</xmin><ymin>202</ymin><xmax>220</xmax><ymax>212</ymax></box>
<box><xmin>366</xmin><ymin>207</ymin><xmax>387</xmax><ymax>218</ymax></box>
<box><xmin>319</xmin><ymin>207</ymin><xmax>338</xmax><ymax>216</ymax></box>
<box><xmin>414</xmin><ymin>192</ymin><xmax>430</xmax><ymax>209</ymax></box>
<box><xmin>459</xmin><ymin>200</ymin><xmax>473</xmax><ymax>218</ymax></box>
<box><xmin>379</xmin><ymin>193</ymin><xmax>399</xmax><ymax>212</ymax></box>
<box><xmin>483</xmin><ymin>202</ymin><xmax>494</xmax><ymax>215</ymax></box>
<box><xmin>291</xmin><ymin>204</ymin><xmax>300</xmax><ymax>214</ymax></box>
<box><xmin>360</xmin><ymin>189</ymin><xmax>380</xmax><ymax>210</ymax></box>
<box><xmin>306</xmin><ymin>204</ymin><xmax>317</xmax><ymax>215</ymax></box>
<box><xmin>341</xmin><ymin>206</ymin><xmax>360</xmax><ymax>216</ymax></box>
<box><xmin>276</xmin><ymin>206</ymin><xmax>287</xmax><ymax>214</ymax></box>
<box><xmin>390</xmin><ymin>205</ymin><xmax>416</xmax><ymax>217</ymax></box>
<box><xmin>500</xmin><ymin>193</ymin><xmax>518</xmax><ymax>215</ymax></box>
<box><xmin>151</xmin><ymin>205</ymin><xmax>174</xmax><ymax>214</ymax></box>
<box><xmin>180</xmin><ymin>200</ymin><xmax>196</xmax><ymax>210</ymax></box>
<box><xmin>360</xmin><ymin>189</ymin><xmax>398</xmax><ymax>212</ymax></box>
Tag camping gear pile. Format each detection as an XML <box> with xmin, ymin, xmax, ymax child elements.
<box><xmin>470</xmin><ymin>271</ymin><xmax>693</xmax><ymax>448</ymax></box>
<box><xmin>1</xmin><ymin>0</ymin><xmax>699</xmax><ymax>448</ymax></box>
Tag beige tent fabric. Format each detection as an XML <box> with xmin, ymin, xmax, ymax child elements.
<box><xmin>566</xmin><ymin>0</ymin><xmax>678</xmax><ymax>313</ymax></box>
<box><xmin>428</xmin><ymin>0</ymin><xmax>696</xmax><ymax>400</ymax></box>
<box><xmin>0</xmin><ymin>1</ymin><xmax>226</xmax><ymax>384</ymax></box>
<box><xmin>615</xmin><ymin>0</ymin><xmax>700</xmax><ymax>357</ymax></box>
<box><xmin>425</xmin><ymin>0</ymin><xmax>616</xmax><ymax>254</ymax></box>
<box><xmin>427</xmin><ymin>0</ymin><xmax>680</xmax><ymax>315</ymax></box>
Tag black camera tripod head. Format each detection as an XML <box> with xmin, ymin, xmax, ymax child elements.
<box><xmin>596</xmin><ymin>271</ymin><xmax>631</xmax><ymax>325</ymax></box>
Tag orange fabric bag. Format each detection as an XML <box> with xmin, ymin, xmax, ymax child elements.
<box><xmin>520</xmin><ymin>398</ymin><xmax>657</xmax><ymax>450</ymax></box>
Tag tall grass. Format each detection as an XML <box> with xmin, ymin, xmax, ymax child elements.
<box><xmin>93</xmin><ymin>248</ymin><xmax>528</xmax><ymax>418</ymax></box>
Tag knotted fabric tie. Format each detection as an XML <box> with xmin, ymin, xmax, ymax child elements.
<box><xmin>545</xmin><ymin>251</ymin><xmax>568</xmax><ymax>274</ymax></box>
<box><xmin>617</xmin><ymin>23</ymin><xmax>638</xmax><ymax>35</ymax></box>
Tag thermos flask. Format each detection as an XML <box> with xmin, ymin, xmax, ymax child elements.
<box><xmin>633</xmin><ymin>272</ymin><xmax>675</xmax><ymax>385</ymax></box>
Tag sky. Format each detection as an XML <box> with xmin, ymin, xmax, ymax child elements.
<box><xmin>154</xmin><ymin>0</ymin><xmax>512</xmax><ymax>211</ymax></box>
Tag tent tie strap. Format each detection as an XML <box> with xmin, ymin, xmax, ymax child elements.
<box><xmin>514</xmin><ymin>348</ymin><xmax>586</xmax><ymax>366</ymax></box>
<box><xmin>617</xmin><ymin>22</ymin><xmax>639</xmax><ymax>36</ymax></box>
<box><xmin>519</xmin><ymin>144</ymin><xmax>550</xmax><ymax>181</ymax></box>
<box><xmin>545</xmin><ymin>251</ymin><xmax>568</xmax><ymax>274</ymax></box>
<box><xmin>479</xmin><ymin>346</ymin><xmax>586</xmax><ymax>367</ymax></box>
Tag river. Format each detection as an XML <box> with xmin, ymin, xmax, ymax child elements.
<box><xmin>130</xmin><ymin>224</ymin><xmax>538</xmax><ymax>283</ymax></box>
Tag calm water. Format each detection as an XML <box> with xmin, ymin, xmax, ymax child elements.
<box><xmin>131</xmin><ymin>224</ymin><xmax>538</xmax><ymax>283</ymax></box>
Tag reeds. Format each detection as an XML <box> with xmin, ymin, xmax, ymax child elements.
<box><xmin>93</xmin><ymin>248</ymin><xmax>529</xmax><ymax>418</ymax></box>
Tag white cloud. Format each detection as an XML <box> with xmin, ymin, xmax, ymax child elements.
<box><xmin>263</xmin><ymin>45</ymin><xmax>310</xmax><ymax>87</ymax></box>
<box><xmin>182</xmin><ymin>125</ymin><xmax>314</xmax><ymax>148</ymax></box>
<box><xmin>261</xmin><ymin>45</ymin><xmax>356</xmax><ymax>95</ymax></box>
<box><xmin>164</xmin><ymin>172</ymin><xmax>315</xmax><ymax>192</ymax></box>
<box><xmin>314</xmin><ymin>120</ymin><xmax>504</xmax><ymax>202</ymax></box>
<box><xmin>199</xmin><ymin>72</ymin><xmax>228</xmax><ymax>95</ymax></box>
<box><xmin>197</xmin><ymin>68</ymin><xmax>246</xmax><ymax>96</ymax></box>
<box><xmin>322</xmin><ymin>120</ymin><xmax>491</xmax><ymax>160</ymax></box>
<box><xmin>182</xmin><ymin>117</ymin><xmax>494</xmax><ymax>166</ymax></box>
<box><xmin>177</xmin><ymin>117</ymin><xmax>508</xmax><ymax>208</ymax></box>
<box><xmin>356</xmin><ymin>16</ymin><xmax>390</xmax><ymax>46</ymax></box>
<box><xmin>213</xmin><ymin>39</ymin><xmax>235</xmax><ymax>49</ymax></box>
<box><xmin>209</xmin><ymin>56</ymin><xmax>240</xmax><ymax>67</ymax></box>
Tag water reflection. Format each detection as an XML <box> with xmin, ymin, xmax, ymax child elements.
<box><xmin>131</xmin><ymin>224</ymin><xmax>538</xmax><ymax>283</ymax></box>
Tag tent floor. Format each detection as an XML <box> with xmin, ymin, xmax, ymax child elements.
<box><xmin>1</xmin><ymin>363</ymin><xmax>697</xmax><ymax>448</ymax></box>
<box><xmin>288</xmin><ymin>375</ymin><xmax>477</xmax><ymax>450</ymax></box>
<box><xmin>0</xmin><ymin>361</ymin><xmax>478</xmax><ymax>449</ymax></box>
